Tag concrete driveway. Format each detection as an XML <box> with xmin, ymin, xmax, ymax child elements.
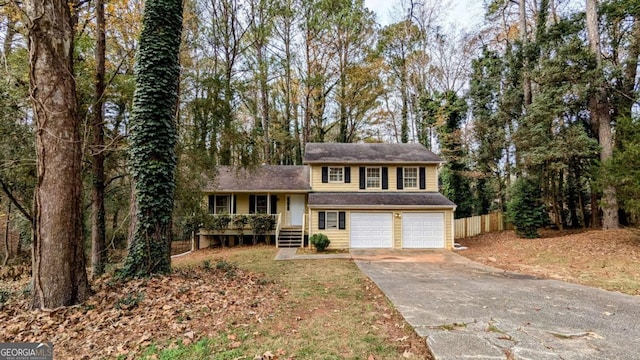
<box><xmin>352</xmin><ymin>249</ymin><xmax>640</xmax><ymax>360</ymax></box>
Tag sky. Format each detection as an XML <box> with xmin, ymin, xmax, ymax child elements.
<box><xmin>364</xmin><ymin>0</ymin><xmax>486</xmax><ymax>30</ymax></box>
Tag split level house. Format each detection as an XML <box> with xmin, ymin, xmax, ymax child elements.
<box><xmin>198</xmin><ymin>142</ymin><xmax>457</xmax><ymax>250</ymax></box>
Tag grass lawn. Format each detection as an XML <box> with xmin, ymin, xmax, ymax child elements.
<box><xmin>148</xmin><ymin>246</ymin><xmax>431</xmax><ymax>359</ymax></box>
<box><xmin>1</xmin><ymin>246</ymin><xmax>429</xmax><ymax>359</ymax></box>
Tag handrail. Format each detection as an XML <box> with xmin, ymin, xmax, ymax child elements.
<box><xmin>275</xmin><ymin>213</ymin><xmax>282</xmax><ymax>247</ymax></box>
<box><xmin>301</xmin><ymin>213</ymin><xmax>306</xmax><ymax>248</ymax></box>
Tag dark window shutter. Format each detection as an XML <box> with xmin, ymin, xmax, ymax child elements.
<box><xmin>359</xmin><ymin>167</ymin><xmax>366</xmax><ymax>189</ymax></box>
<box><xmin>397</xmin><ymin>168</ymin><xmax>404</xmax><ymax>190</ymax></box>
<box><xmin>382</xmin><ymin>167</ymin><xmax>388</xmax><ymax>189</ymax></box>
<box><xmin>249</xmin><ymin>195</ymin><xmax>256</xmax><ymax>214</ymax></box>
<box><xmin>338</xmin><ymin>212</ymin><xmax>346</xmax><ymax>229</ymax></box>
<box><xmin>318</xmin><ymin>211</ymin><xmax>326</xmax><ymax>229</ymax></box>
<box><xmin>344</xmin><ymin>167</ymin><xmax>351</xmax><ymax>183</ymax></box>
<box><xmin>208</xmin><ymin>195</ymin><xmax>215</xmax><ymax>214</ymax></box>
<box><xmin>419</xmin><ymin>167</ymin><xmax>426</xmax><ymax>190</ymax></box>
<box><xmin>270</xmin><ymin>195</ymin><xmax>277</xmax><ymax>214</ymax></box>
<box><xmin>322</xmin><ymin>167</ymin><xmax>328</xmax><ymax>183</ymax></box>
<box><xmin>232</xmin><ymin>195</ymin><xmax>237</xmax><ymax>214</ymax></box>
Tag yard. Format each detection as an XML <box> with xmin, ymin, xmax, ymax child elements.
<box><xmin>456</xmin><ymin>228</ymin><xmax>640</xmax><ymax>296</ymax></box>
<box><xmin>2</xmin><ymin>228</ymin><xmax>639</xmax><ymax>359</ymax></box>
<box><xmin>0</xmin><ymin>246</ymin><xmax>430</xmax><ymax>359</ymax></box>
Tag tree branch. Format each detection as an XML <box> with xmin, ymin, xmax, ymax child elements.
<box><xmin>0</xmin><ymin>176</ymin><xmax>32</xmax><ymax>222</ymax></box>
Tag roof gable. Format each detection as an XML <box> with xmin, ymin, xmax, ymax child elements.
<box><xmin>303</xmin><ymin>143</ymin><xmax>442</xmax><ymax>164</ymax></box>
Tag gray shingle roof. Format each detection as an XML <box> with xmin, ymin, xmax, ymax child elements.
<box><xmin>308</xmin><ymin>192</ymin><xmax>455</xmax><ymax>207</ymax></box>
<box><xmin>204</xmin><ymin>165</ymin><xmax>310</xmax><ymax>192</ymax></box>
<box><xmin>303</xmin><ymin>143</ymin><xmax>443</xmax><ymax>164</ymax></box>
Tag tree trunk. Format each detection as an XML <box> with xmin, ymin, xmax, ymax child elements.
<box><xmin>121</xmin><ymin>0</ymin><xmax>182</xmax><ymax>277</ymax></box>
<box><xmin>258</xmin><ymin>44</ymin><xmax>271</xmax><ymax>163</ymax></box>
<box><xmin>520</xmin><ymin>0</ymin><xmax>532</xmax><ymax>107</ymax></box>
<box><xmin>2</xmin><ymin>201</ymin><xmax>10</xmax><ymax>266</ymax></box>
<box><xmin>91</xmin><ymin>0</ymin><xmax>107</xmax><ymax>278</ymax></box>
<box><xmin>586</xmin><ymin>0</ymin><xmax>619</xmax><ymax>230</ymax></box>
<box><xmin>3</xmin><ymin>15</ymin><xmax>16</xmax><ymax>56</ymax></box>
<box><xmin>27</xmin><ymin>0</ymin><xmax>90</xmax><ymax>308</ymax></box>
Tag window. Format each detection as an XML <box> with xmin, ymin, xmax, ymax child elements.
<box><xmin>326</xmin><ymin>212</ymin><xmax>338</xmax><ymax>229</ymax></box>
<box><xmin>328</xmin><ymin>167</ymin><xmax>343</xmax><ymax>182</ymax></box>
<box><xmin>255</xmin><ymin>195</ymin><xmax>268</xmax><ymax>214</ymax></box>
<box><xmin>366</xmin><ymin>167</ymin><xmax>381</xmax><ymax>188</ymax></box>
<box><xmin>215</xmin><ymin>195</ymin><xmax>230</xmax><ymax>214</ymax></box>
<box><xmin>403</xmin><ymin>167</ymin><xmax>418</xmax><ymax>189</ymax></box>
<box><xmin>318</xmin><ymin>211</ymin><xmax>346</xmax><ymax>230</ymax></box>
<box><xmin>209</xmin><ymin>195</ymin><xmax>230</xmax><ymax>214</ymax></box>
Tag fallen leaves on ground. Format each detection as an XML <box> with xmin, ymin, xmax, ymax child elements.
<box><xmin>0</xmin><ymin>264</ymin><xmax>282</xmax><ymax>359</ymax></box>
<box><xmin>457</xmin><ymin>228</ymin><xmax>640</xmax><ymax>295</ymax></box>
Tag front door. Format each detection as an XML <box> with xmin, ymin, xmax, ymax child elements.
<box><xmin>288</xmin><ymin>195</ymin><xmax>305</xmax><ymax>226</ymax></box>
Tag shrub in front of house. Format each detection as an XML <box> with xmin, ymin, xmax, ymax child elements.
<box><xmin>310</xmin><ymin>233</ymin><xmax>330</xmax><ymax>251</ymax></box>
<box><xmin>248</xmin><ymin>214</ymin><xmax>276</xmax><ymax>245</ymax></box>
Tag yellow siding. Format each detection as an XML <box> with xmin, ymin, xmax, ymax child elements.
<box><xmin>445</xmin><ymin>210</ymin><xmax>453</xmax><ymax>249</ymax></box>
<box><xmin>235</xmin><ymin>194</ymin><xmax>249</xmax><ymax>214</ymax></box>
<box><xmin>203</xmin><ymin>193</ymin><xmax>287</xmax><ymax>216</ymax></box>
<box><xmin>310</xmin><ymin>209</ymin><xmax>455</xmax><ymax>249</ymax></box>
<box><xmin>309</xmin><ymin>209</ymin><xmax>350</xmax><ymax>249</ymax></box>
<box><xmin>310</xmin><ymin>164</ymin><xmax>439</xmax><ymax>192</ymax></box>
<box><xmin>426</xmin><ymin>165</ymin><xmax>438</xmax><ymax>192</ymax></box>
<box><xmin>310</xmin><ymin>166</ymin><xmax>360</xmax><ymax>191</ymax></box>
<box><xmin>393</xmin><ymin>215</ymin><xmax>402</xmax><ymax>248</ymax></box>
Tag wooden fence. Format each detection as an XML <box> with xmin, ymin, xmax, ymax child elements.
<box><xmin>454</xmin><ymin>212</ymin><xmax>506</xmax><ymax>239</ymax></box>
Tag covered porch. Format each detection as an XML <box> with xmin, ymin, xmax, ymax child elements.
<box><xmin>199</xmin><ymin>165</ymin><xmax>311</xmax><ymax>248</ymax></box>
<box><xmin>198</xmin><ymin>193</ymin><xmax>308</xmax><ymax>248</ymax></box>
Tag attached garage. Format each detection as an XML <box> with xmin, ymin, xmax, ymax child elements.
<box><xmin>350</xmin><ymin>212</ymin><xmax>393</xmax><ymax>248</ymax></box>
<box><xmin>402</xmin><ymin>212</ymin><xmax>445</xmax><ymax>248</ymax></box>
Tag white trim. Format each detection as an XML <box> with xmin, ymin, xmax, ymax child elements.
<box><xmin>365</xmin><ymin>167</ymin><xmax>382</xmax><ymax>189</ymax></box>
<box><xmin>328</xmin><ymin>166</ymin><xmax>344</xmax><ymax>183</ymax></box>
<box><xmin>206</xmin><ymin>190</ymin><xmax>309</xmax><ymax>194</ymax></box>
<box><xmin>308</xmin><ymin>204</ymin><xmax>455</xmax><ymax>210</ymax></box>
<box><xmin>325</xmin><ymin>211</ymin><xmax>339</xmax><ymax>229</ymax></box>
<box><xmin>403</xmin><ymin>167</ymin><xmax>419</xmax><ymax>189</ymax></box>
<box><xmin>304</xmin><ymin>161</ymin><xmax>443</xmax><ymax>164</ymax></box>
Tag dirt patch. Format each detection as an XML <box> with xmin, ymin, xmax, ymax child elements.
<box><xmin>456</xmin><ymin>228</ymin><xmax>640</xmax><ymax>295</ymax></box>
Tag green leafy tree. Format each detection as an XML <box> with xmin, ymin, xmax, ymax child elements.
<box><xmin>468</xmin><ymin>48</ymin><xmax>508</xmax><ymax>213</ymax></box>
<box><xmin>121</xmin><ymin>0</ymin><xmax>183</xmax><ymax>277</ymax></box>
<box><xmin>428</xmin><ymin>91</ymin><xmax>475</xmax><ymax>218</ymax></box>
<box><xmin>507</xmin><ymin>176</ymin><xmax>548</xmax><ymax>238</ymax></box>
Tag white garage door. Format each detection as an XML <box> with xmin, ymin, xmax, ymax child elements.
<box><xmin>350</xmin><ymin>212</ymin><xmax>393</xmax><ymax>248</ymax></box>
<box><xmin>402</xmin><ymin>212</ymin><xmax>445</xmax><ymax>248</ymax></box>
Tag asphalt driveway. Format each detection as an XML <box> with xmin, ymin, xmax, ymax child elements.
<box><xmin>352</xmin><ymin>249</ymin><xmax>640</xmax><ymax>360</ymax></box>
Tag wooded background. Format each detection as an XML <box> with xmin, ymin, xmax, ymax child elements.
<box><xmin>1</xmin><ymin>0</ymin><xmax>639</xmax><ymax>264</ymax></box>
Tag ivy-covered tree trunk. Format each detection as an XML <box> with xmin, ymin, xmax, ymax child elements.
<box><xmin>27</xmin><ymin>0</ymin><xmax>90</xmax><ymax>308</ymax></box>
<box><xmin>121</xmin><ymin>0</ymin><xmax>183</xmax><ymax>277</ymax></box>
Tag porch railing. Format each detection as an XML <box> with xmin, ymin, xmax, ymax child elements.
<box><xmin>301</xmin><ymin>213</ymin><xmax>307</xmax><ymax>246</ymax></box>
<box><xmin>205</xmin><ymin>213</ymin><xmax>280</xmax><ymax>232</ymax></box>
<box><xmin>275</xmin><ymin>213</ymin><xmax>282</xmax><ymax>246</ymax></box>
